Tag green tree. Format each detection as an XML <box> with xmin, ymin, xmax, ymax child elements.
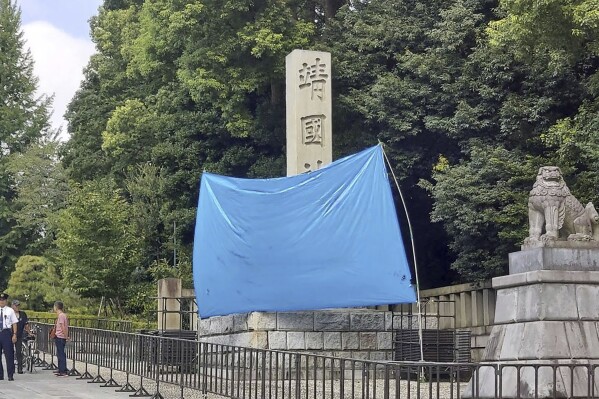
<box><xmin>0</xmin><ymin>0</ymin><xmax>53</xmax><ymax>289</ymax></box>
<box><xmin>324</xmin><ymin>0</ymin><xmax>599</xmax><ymax>282</ymax></box>
<box><xmin>53</xmin><ymin>179</ymin><xmax>141</xmax><ymax>304</ymax></box>
<box><xmin>488</xmin><ymin>0</ymin><xmax>599</xmax><ymax>199</ymax></box>
<box><xmin>6</xmin><ymin>255</ymin><xmax>62</xmax><ymax>310</ymax></box>
<box><xmin>487</xmin><ymin>0</ymin><xmax>599</xmax><ymax>64</ymax></box>
<box><xmin>7</xmin><ymin>141</ymin><xmax>69</xmax><ymax>255</ymax></box>
<box><xmin>126</xmin><ymin>256</ymin><xmax>192</xmax><ymax>316</ymax></box>
<box><xmin>63</xmin><ymin>0</ymin><xmax>323</xmax><ymax>284</ymax></box>
<box><xmin>61</xmin><ymin>2</ymin><xmax>144</xmax><ymax>182</ymax></box>
<box><xmin>124</xmin><ymin>163</ymin><xmax>171</xmax><ymax>265</ymax></box>
<box><xmin>423</xmin><ymin>145</ymin><xmax>542</xmax><ymax>281</ymax></box>
<box><xmin>541</xmin><ymin>102</ymin><xmax>599</xmax><ymax>200</ymax></box>
<box><xmin>425</xmin><ymin>0</ymin><xmax>599</xmax><ymax>279</ymax></box>
<box><xmin>322</xmin><ymin>0</ymin><xmax>498</xmax><ymax>286</ymax></box>
<box><xmin>60</xmin><ymin>0</ymin><xmax>599</xmax><ymax>288</ymax></box>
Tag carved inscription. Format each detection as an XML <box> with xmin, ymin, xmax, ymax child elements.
<box><xmin>298</xmin><ymin>58</ymin><xmax>328</xmax><ymax>100</ymax></box>
<box><xmin>286</xmin><ymin>50</ymin><xmax>332</xmax><ymax>176</ymax></box>
<box><xmin>301</xmin><ymin>115</ymin><xmax>325</xmax><ymax>145</ymax></box>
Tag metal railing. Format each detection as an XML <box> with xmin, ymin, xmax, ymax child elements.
<box><xmin>153</xmin><ymin>295</ymin><xmax>199</xmax><ymax>332</ymax></box>
<box><xmin>31</xmin><ymin>322</ymin><xmax>599</xmax><ymax>399</ymax></box>
<box><xmin>30</xmin><ymin>317</ymin><xmax>133</xmax><ymax>332</ymax></box>
<box><xmin>392</xmin><ymin>298</ymin><xmax>472</xmax><ymax>364</ymax></box>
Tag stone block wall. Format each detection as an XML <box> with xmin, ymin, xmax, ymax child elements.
<box><xmin>160</xmin><ymin>277</ymin><xmax>497</xmax><ymax>362</ymax></box>
<box><xmin>199</xmin><ymin>309</ymin><xmax>408</xmax><ymax>361</ymax></box>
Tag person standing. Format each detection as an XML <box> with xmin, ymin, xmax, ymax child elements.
<box><xmin>11</xmin><ymin>300</ymin><xmax>28</xmax><ymax>374</ymax></box>
<box><xmin>0</xmin><ymin>293</ymin><xmax>18</xmax><ymax>381</ymax></box>
<box><xmin>53</xmin><ymin>301</ymin><xmax>69</xmax><ymax>377</ymax></box>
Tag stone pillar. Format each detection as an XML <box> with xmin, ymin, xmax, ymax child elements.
<box><xmin>157</xmin><ymin>278</ymin><xmax>182</xmax><ymax>330</ymax></box>
<box><xmin>438</xmin><ymin>295</ymin><xmax>454</xmax><ymax>329</ymax></box>
<box><xmin>464</xmin><ymin>247</ymin><xmax>599</xmax><ymax>398</ymax></box>
<box><xmin>286</xmin><ymin>49</ymin><xmax>333</xmax><ymax>176</ymax></box>
<box><xmin>471</xmin><ymin>290</ymin><xmax>484</xmax><ymax>326</ymax></box>
<box><xmin>482</xmin><ymin>288</ymin><xmax>495</xmax><ymax>326</ymax></box>
<box><xmin>449</xmin><ymin>293</ymin><xmax>458</xmax><ymax>327</ymax></box>
<box><xmin>459</xmin><ymin>291</ymin><xmax>472</xmax><ymax>328</ymax></box>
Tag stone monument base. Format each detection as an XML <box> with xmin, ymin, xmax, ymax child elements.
<box><xmin>464</xmin><ymin>248</ymin><xmax>599</xmax><ymax>398</ymax></box>
<box><xmin>198</xmin><ymin>308</ymin><xmax>412</xmax><ymax>361</ymax></box>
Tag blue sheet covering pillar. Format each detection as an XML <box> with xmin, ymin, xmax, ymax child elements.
<box><xmin>193</xmin><ymin>145</ymin><xmax>416</xmax><ymax>317</ymax></box>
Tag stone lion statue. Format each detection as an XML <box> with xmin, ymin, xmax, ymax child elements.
<box><xmin>524</xmin><ymin>166</ymin><xmax>599</xmax><ymax>247</ymax></box>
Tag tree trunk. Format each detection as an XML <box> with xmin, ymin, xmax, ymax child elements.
<box><xmin>325</xmin><ymin>0</ymin><xmax>344</xmax><ymax>20</ymax></box>
<box><xmin>97</xmin><ymin>296</ymin><xmax>104</xmax><ymax>318</ymax></box>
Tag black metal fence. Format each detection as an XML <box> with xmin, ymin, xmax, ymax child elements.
<box><xmin>392</xmin><ymin>298</ymin><xmax>472</xmax><ymax>365</ymax></box>
<box><xmin>153</xmin><ymin>296</ymin><xmax>199</xmax><ymax>332</ymax></box>
<box><xmin>30</xmin><ymin>317</ymin><xmax>133</xmax><ymax>332</ymax></box>
<box><xmin>31</xmin><ymin>322</ymin><xmax>599</xmax><ymax>399</ymax></box>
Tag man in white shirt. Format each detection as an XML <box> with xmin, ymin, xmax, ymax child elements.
<box><xmin>0</xmin><ymin>293</ymin><xmax>18</xmax><ymax>381</ymax></box>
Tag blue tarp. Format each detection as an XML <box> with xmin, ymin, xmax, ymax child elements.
<box><xmin>193</xmin><ymin>145</ymin><xmax>416</xmax><ymax>317</ymax></box>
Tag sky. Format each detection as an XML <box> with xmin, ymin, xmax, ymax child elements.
<box><xmin>18</xmin><ymin>0</ymin><xmax>103</xmax><ymax>138</ymax></box>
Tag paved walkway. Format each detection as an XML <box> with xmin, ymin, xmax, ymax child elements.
<box><xmin>0</xmin><ymin>358</ymin><xmax>128</xmax><ymax>399</ymax></box>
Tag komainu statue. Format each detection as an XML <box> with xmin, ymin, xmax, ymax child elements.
<box><xmin>524</xmin><ymin>166</ymin><xmax>599</xmax><ymax>247</ymax></box>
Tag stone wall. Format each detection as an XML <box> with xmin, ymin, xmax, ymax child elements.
<box><xmin>199</xmin><ymin>309</ymin><xmax>438</xmax><ymax>361</ymax></box>
<box><xmin>159</xmin><ymin>277</ymin><xmax>496</xmax><ymax>362</ymax></box>
<box><xmin>419</xmin><ymin>281</ymin><xmax>495</xmax><ymax>362</ymax></box>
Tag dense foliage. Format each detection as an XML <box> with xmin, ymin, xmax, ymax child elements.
<box><xmin>6</xmin><ymin>256</ymin><xmax>61</xmax><ymax>310</ymax></box>
<box><xmin>2</xmin><ymin>0</ymin><xmax>599</xmax><ymax>311</ymax></box>
<box><xmin>0</xmin><ymin>0</ymin><xmax>53</xmax><ymax>289</ymax></box>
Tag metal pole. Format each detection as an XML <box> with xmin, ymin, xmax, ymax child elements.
<box><xmin>379</xmin><ymin>141</ymin><xmax>425</xmax><ymax>363</ymax></box>
<box><xmin>174</xmin><ymin>221</ymin><xmax>177</xmax><ymax>268</ymax></box>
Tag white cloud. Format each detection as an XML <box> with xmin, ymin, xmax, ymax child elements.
<box><xmin>22</xmin><ymin>21</ymin><xmax>96</xmax><ymax>140</ymax></box>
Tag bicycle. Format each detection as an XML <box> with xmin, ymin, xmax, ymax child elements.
<box><xmin>21</xmin><ymin>325</ymin><xmax>40</xmax><ymax>373</ymax></box>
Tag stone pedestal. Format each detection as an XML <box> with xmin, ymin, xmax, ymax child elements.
<box><xmin>464</xmin><ymin>248</ymin><xmax>599</xmax><ymax>398</ymax></box>
<box><xmin>197</xmin><ymin>308</ymin><xmax>428</xmax><ymax>360</ymax></box>
<box><xmin>157</xmin><ymin>278</ymin><xmax>182</xmax><ymax>330</ymax></box>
